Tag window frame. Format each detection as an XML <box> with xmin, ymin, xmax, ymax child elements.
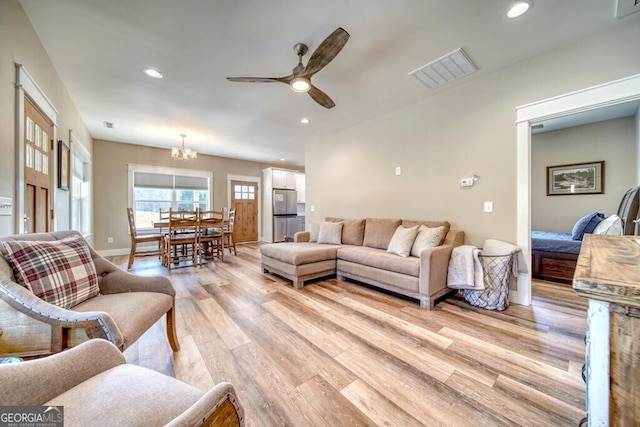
<box><xmin>128</xmin><ymin>164</ymin><xmax>213</xmax><ymax>233</ymax></box>
<box><xmin>69</xmin><ymin>130</ymin><xmax>92</xmax><ymax>239</ymax></box>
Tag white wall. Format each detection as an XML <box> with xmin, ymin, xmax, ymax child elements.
<box><xmin>305</xmin><ymin>19</ymin><xmax>640</xmax><ymax>247</ymax></box>
<box><xmin>531</xmin><ymin>117</ymin><xmax>636</xmax><ymax>232</ymax></box>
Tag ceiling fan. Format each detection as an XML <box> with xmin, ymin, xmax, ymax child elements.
<box><xmin>226</xmin><ymin>27</ymin><xmax>350</xmax><ymax>109</ymax></box>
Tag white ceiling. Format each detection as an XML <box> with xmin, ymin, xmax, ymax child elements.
<box><xmin>18</xmin><ymin>0</ymin><xmax>637</xmax><ymax>166</ymax></box>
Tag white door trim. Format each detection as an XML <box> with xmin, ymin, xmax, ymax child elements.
<box><xmin>515</xmin><ymin>73</ymin><xmax>640</xmax><ymax>306</ymax></box>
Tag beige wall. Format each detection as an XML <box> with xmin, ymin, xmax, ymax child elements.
<box><xmin>93</xmin><ymin>139</ymin><xmax>287</xmax><ymax>252</ymax></box>
<box><xmin>305</xmin><ymin>19</ymin><xmax>640</xmax><ymax>246</ymax></box>
<box><xmin>0</xmin><ymin>0</ymin><xmax>93</xmax><ymax>236</ymax></box>
<box><xmin>531</xmin><ymin>117</ymin><xmax>636</xmax><ymax>232</ymax></box>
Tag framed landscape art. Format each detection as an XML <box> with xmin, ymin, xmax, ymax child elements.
<box><xmin>546</xmin><ymin>161</ymin><xmax>604</xmax><ymax>196</ymax></box>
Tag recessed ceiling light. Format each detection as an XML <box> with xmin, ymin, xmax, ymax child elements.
<box><xmin>300</xmin><ymin>118</ymin><xmax>310</xmax><ymax>124</ymax></box>
<box><xmin>143</xmin><ymin>68</ymin><xmax>163</xmax><ymax>79</ymax></box>
<box><xmin>280</xmin><ymin>158</ymin><xmax>286</xmax><ymax>161</ymax></box>
<box><xmin>507</xmin><ymin>1</ymin><xmax>532</xmax><ymax>18</ymax></box>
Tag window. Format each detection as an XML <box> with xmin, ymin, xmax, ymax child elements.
<box><xmin>70</xmin><ymin>131</ymin><xmax>92</xmax><ymax>237</ymax></box>
<box><xmin>234</xmin><ymin>184</ymin><xmax>255</xmax><ymax>200</ymax></box>
<box><xmin>129</xmin><ymin>165</ymin><xmax>212</xmax><ymax>230</ymax></box>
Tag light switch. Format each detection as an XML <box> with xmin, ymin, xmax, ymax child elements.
<box><xmin>310</xmin><ymin>205</ymin><xmax>315</xmax><ymax>212</ymax></box>
<box><xmin>484</xmin><ymin>201</ymin><xmax>493</xmax><ymax>213</ymax></box>
<box><xmin>395</xmin><ymin>166</ymin><xmax>401</xmax><ymax>176</ymax></box>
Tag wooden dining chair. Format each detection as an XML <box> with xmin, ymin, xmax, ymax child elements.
<box><xmin>198</xmin><ymin>209</ymin><xmax>225</xmax><ymax>265</ymax></box>
<box><xmin>224</xmin><ymin>208</ymin><xmax>237</xmax><ymax>255</ymax></box>
<box><xmin>126</xmin><ymin>207</ymin><xmax>164</xmax><ymax>269</ymax></box>
<box><xmin>165</xmin><ymin>208</ymin><xmax>199</xmax><ymax>271</ymax></box>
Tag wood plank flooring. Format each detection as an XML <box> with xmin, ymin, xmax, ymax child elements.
<box><xmin>113</xmin><ymin>243</ymin><xmax>588</xmax><ymax>426</ymax></box>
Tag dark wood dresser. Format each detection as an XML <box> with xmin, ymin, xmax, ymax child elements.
<box><xmin>573</xmin><ymin>234</ymin><xmax>640</xmax><ymax>426</ymax></box>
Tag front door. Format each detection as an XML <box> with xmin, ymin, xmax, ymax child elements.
<box><xmin>23</xmin><ymin>97</ymin><xmax>53</xmax><ymax>233</ymax></box>
<box><xmin>231</xmin><ymin>180</ymin><xmax>258</xmax><ymax>242</ymax></box>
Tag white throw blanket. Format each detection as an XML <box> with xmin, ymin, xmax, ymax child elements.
<box><xmin>447</xmin><ymin>245</ymin><xmax>484</xmax><ymax>290</ymax></box>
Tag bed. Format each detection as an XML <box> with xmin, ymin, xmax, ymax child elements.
<box><xmin>532</xmin><ymin>186</ymin><xmax>640</xmax><ymax>284</ymax></box>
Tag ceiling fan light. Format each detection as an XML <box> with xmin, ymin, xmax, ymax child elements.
<box><xmin>143</xmin><ymin>67</ymin><xmax>163</xmax><ymax>79</ymax></box>
<box><xmin>291</xmin><ymin>77</ymin><xmax>311</xmax><ymax>92</ymax></box>
<box><xmin>507</xmin><ymin>1</ymin><xmax>532</xmax><ymax>18</ymax></box>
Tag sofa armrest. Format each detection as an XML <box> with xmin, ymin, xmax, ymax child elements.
<box><xmin>418</xmin><ymin>230</ymin><xmax>464</xmax><ymax>296</ymax></box>
<box><xmin>418</xmin><ymin>245</ymin><xmax>454</xmax><ymax>296</ymax></box>
<box><xmin>294</xmin><ymin>231</ymin><xmax>310</xmax><ymax>243</ymax></box>
<box><xmin>165</xmin><ymin>382</ymin><xmax>245</xmax><ymax>427</ymax></box>
<box><xmin>0</xmin><ymin>279</ymin><xmax>124</xmax><ymax>347</ymax></box>
<box><xmin>0</xmin><ymin>339</ymin><xmax>125</xmax><ymax>406</ymax></box>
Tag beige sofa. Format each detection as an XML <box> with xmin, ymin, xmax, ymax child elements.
<box><xmin>260</xmin><ymin>217</ymin><xmax>464</xmax><ymax>310</ymax></box>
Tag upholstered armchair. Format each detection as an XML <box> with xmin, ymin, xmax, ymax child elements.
<box><xmin>0</xmin><ymin>230</ymin><xmax>179</xmax><ymax>354</ymax></box>
<box><xmin>0</xmin><ymin>339</ymin><xmax>244</xmax><ymax>426</ymax></box>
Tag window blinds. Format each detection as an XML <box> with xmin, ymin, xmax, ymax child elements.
<box><xmin>134</xmin><ymin>172</ymin><xmax>208</xmax><ymax>190</ymax></box>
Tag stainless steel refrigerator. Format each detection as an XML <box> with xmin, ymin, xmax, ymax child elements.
<box><xmin>273</xmin><ymin>189</ymin><xmax>299</xmax><ymax>242</ymax></box>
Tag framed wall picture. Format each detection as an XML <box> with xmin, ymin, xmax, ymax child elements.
<box><xmin>546</xmin><ymin>161</ymin><xmax>604</xmax><ymax>196</ymax></box>
<box><xmin>58</xmin><ymin>140</ymin><xmax>69</xmax><ymax>191</ymax></box>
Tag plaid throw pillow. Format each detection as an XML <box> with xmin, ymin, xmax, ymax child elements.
<box><xmin>2</xmin><ymin>236</ymin><xmax>99</xmax><ymax>309</ymax></box>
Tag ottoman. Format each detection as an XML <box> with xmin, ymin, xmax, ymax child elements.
<box><xmin>260</xmin><ymin>242</ymin><xmax>340</xmax><ymax>288</ymax></box>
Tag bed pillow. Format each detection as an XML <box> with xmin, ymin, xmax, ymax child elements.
<box><xmin>317</xmin><ymin>221</ymin><xmax>343</xmax><ymax>245</ymax></box>
<box><xmin>1</xmin><ymin>236</ymin><xmax>99</xmax><ymax>309</ymax></box>
<box><xmin>387</xmin><ymin>225</ymin><xmax>420</xmax><ymax>257</ymax></box>
<box><xmin>410</xmin><ymin>225</ymin><xmax>446</xmax><ymax>257</ymax></box>
<box><xmin>593</xmin><ymin>214</ymin><xmax>623</xmax><ymax>235</ymax></box>
<box><xmin>571</xmin><ymin>212</ymin><xmax>605</xmax><ymax>240</ymax></box>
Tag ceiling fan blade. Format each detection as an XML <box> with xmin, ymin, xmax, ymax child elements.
<box><xmin>302</xmin><ymin>27</ymin><xmax>350</xmax><ymax>77</ymax></box>
<box><xmin>308</xmin><ymin>85</ymin><xmax>335</xmax><ymax>109</ymax></box>
<box><xmin>226</xmin><ymin>76</ymin><xmax>293</xmax><ymax>84</ymax></box>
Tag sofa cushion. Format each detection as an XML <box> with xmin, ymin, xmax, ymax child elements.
<box><xmin>47</xmin><ymin>364</ymin><xmax>203</xmax><ymax>426</ymax></box>
<box><xmin>318</xmin><ymin>221</ymin><xmax>343</xmax><ymax>245</ymax></box>
<box><xmin>338</xmin><ymin>246</ymin><xmax>420</xmax><ymax>277</ymax></box>
<box><xmin>327</xmin><ymin>218</ymin><xmax>366</xmax><ymax>246</ymax></box>
<box><xmin>260</xmin><ymin>242</ymin><xmax>340</xmax><ymax>266</ymax></box>
<box><xmin>1</xmin><ymin>236</ymin><xmax>99</xmax><ymax>309</ymax></box>
<box><xmin>362</xmin><ymin>218</ymin><xmax>402</xmax><ymax>250</ymax></box>
<box><xmin>410</xmin><ymin>225</ymin><xmax>446</xmax><ymax>257</ymax></box>
<box><xmin>387</xmin><ymin>225</ymin><xmax>419</xmax><ymax>257</ymax></box>
<box><xmin>402</xmin><ymin>220</ymin><xmax>450</xmax><ymax>245</ymax></box>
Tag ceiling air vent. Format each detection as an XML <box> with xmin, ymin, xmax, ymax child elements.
<box><xmin>616</xmin><ymin>0</ymin><xmax>640</xmax><ymax>18</ymax></box>
<box><xmin>409</xmin><ymin>48</ymin><xmax>477</xmax><ymax>89</ymax></box>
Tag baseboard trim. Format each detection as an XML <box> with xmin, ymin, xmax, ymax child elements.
<box><xmin>97</xmin><ymin>248</ymin><xmax>130</xmax><ymax>257</ymax></box>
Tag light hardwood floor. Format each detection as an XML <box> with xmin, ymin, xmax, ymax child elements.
<box><xmin>114</xmin><ymin>243</ymin><xmax>587</xmax><ymax>426</ymax></box>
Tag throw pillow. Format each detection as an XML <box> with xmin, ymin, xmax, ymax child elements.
<box><xmin>593</xmin><ymin>214</ymin><xmax>623</xmax><ymax>235</ymax></box>
<box><xmin>410</xmin><ymin>225</ymin><xmax>446</xmax><ymax>257</ymax></box>
<box><xmin>571</xmin><ymin>212</ymin><xmax>605</xmax><ymax>240</ymax></box>
<box><xmin>387</xmin><ymin>225</ymin><xmax>420</xmax><ymax>257</ymax></box>
<box><xmin>309</xmin><ymin>221</ymin><xmax>321</xmax><ymax>242</ymax></box>
<box><xmin>1</xmin><ymin>236</ymin><xmax>99</xmax><ymax>309</ymax></box>
<box><xmin>317</xmin><ymin>221</ymin><xmax>343</xmax><ymax>245</ymax></box>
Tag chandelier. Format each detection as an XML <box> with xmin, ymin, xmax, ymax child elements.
<box><xmin>171</xmin><ymin>133</ymin><xmax>197</xmax><ymax>161</ymax></box>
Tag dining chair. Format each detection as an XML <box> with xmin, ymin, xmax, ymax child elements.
<box><xmin>224</xmin><ymin>208</ymin><xmax>237</xmax><ymax>255</ymax></box>
<box><xmin>198</xmin><ymin>209</ymin><xmax>225</xmax><ymax>265</ymax></box>
<box><xmin>126</xmin><ymin>207</ymin><xmax>164</xmax><ymax>269</ymax></box>
<box><xmin>157</xmin><ymin>209</ymin><xmax>170</xmax><ymax>232</ymax></box>
<box><xmin>165</xmin><ymin>209</ymin><xmax>199</xmax><ymax>271</ymax></box>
